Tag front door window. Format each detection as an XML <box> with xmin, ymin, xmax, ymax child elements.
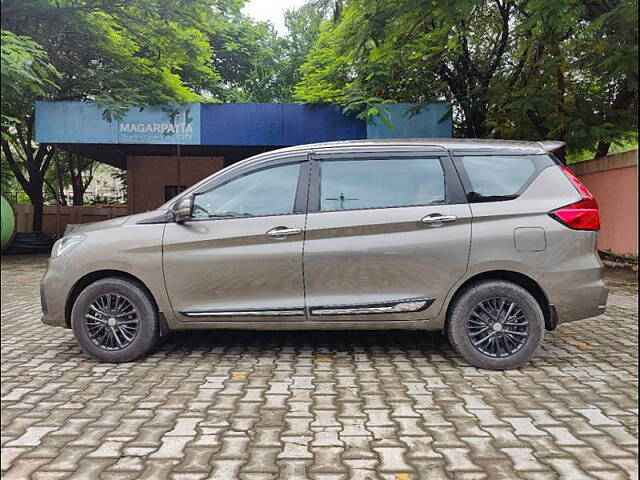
<box><xmin>192</xmin><ymin>163</ymin><xmax>301</xmax><ymax>219</ymax></box>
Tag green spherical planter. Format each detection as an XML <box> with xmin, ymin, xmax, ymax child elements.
<box><xmin>1</xmin><ymin>195</ymin><xmax>16</xmax><ymax>251</ymax></box>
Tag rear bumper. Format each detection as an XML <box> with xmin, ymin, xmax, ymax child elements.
<box><xmin>596</xmin><ymin>286</ymin><xmax>609</xmax><ymax>316</ymax></box>
<box><xmin>543</xmin><ymin>265</ymin><xmax>608</xmax><ymax>325</ymax></box>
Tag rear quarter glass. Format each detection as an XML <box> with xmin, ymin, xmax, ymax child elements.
<box><xmin>452</xmin><ymin>154</ymin><xmax>556</xmax><ymax>202</ymax></box>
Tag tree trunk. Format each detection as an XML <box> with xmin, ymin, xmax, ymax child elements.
<box><xmin>593</xmin><ymin>85</ymin><xmax>635</xmax><ymax>159</ymax></box>
<box><xmin>1</xmin><ymin>115</ymin><xmax>55</xmax><ymax>232</ymax></box>
<box><xmin>72</xmin><ymin>179</ymin><xmax>84</xmax><ymax>206</ymax></box>
<box><xmin>595</xmin><ymin>141</ymin><xmax>611</xmax><ymax>158</ymax></box>
<box><xmin>30</xmin><ymin>183</ymin><xmax>45</xmax><ymax>232</ymax></box>
<box><xmin>67</xmin><ymin>153</ymin><xmax>87</xmax><ymax>206</ymax></box>
<box><xmin>55</xmin><ymin>152</ymin><xmax>67</xmax><ymax>206</ymax></box>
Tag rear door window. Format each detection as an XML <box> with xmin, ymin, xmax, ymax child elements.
<box><xmin>456</xmin><ymin>156</ymin><xmax>537</xmax><ymax>202</ymax></box>
<box><xmin>319</xmin><ymin>158</ymin><xmax>445</xmax><ymax>211</ymax></box>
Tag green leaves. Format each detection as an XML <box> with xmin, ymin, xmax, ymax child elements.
<box><xmin>208</xmin><ymin>5</ymin><xmax>291</xmax><ymax>102</ymax></box>
<box><xmin>1</xmin><ymin>30</ymin><xmax>60</xmax><ymax>134</ymax></box>
<box><xmin>1</xmin><ymin>0</ymin><xmax>223</xmax><ymax>122</ymax></box>
<box><xmin>295</xmin><ymin>0</ymin><xmax>638</xmax><ymax>157</ymax></box>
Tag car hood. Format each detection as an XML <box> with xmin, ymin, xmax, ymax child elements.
<box><xmin>64</xmin><ymin>210</ymin><xmax>164</xmax><ymax>235</ymax></box>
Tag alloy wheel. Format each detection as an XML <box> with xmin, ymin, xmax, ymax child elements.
<box><xmin>85</xmin><ymin>293</ymin><xmax>140</xmax><ymax>351</ymax></box>
<box><xmin>467</xmin><ymin>297</ymin><xmax>529</xmax><ymax>358</ymax></box>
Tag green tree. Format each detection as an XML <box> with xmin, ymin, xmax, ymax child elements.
<box><xmin>42</xmin><ymin>151</ymin><xmax>97</xmax><ymax>206</ymax></box>
<box><xmin>279</xmin><ymin>0</ymin><xmax>342</xmax><ymax>99</ymax></box>
<box><xmin>1</xmin><ymin>30</ymin><xmax>60</xmax><ymax>228</ymax></box>
<box><xmin>205</xmin><ymin>0</ymin><xmax>344</xmax><ymax>103</ymax></box>
<box><xmin>207</xmin><ymin>1</ymin><xmax>295</xmax><ymax>102</ymax></box>
<box><xmin>1</xmin><ymin>0</ymin><xmax>306</xmax><ymax>227</ymax></box>
<box><xmin>1</xmin><ymin>30</ymin><xmax>59</xmax><ymax>134</ymax></box>
<box><xmin>489</xmin><ymin>0</ymin><xmax>638</xmax><ymax>157</ymax></box>
<box><xmin>1</xmin><ymin>0</ymin><xmax>220</xmax><ymax>230</ymax></box>
<box><xmin>296</xmin><ymin>0</ymin><xmax>638</xmax><ymax>156</ymax></box>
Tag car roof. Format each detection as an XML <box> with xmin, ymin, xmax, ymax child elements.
<box><xmin>250</xmin><ymin>138</ymin><xmax>566</xmax><ymax>160</ymax></box>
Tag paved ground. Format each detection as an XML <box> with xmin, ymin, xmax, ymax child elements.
<box><xmin>1</xmin><ymin>254</ymin><xmax>638</xmax><ymax>480</ymax></box>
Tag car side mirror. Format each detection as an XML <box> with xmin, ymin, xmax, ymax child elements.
<box><xmin>172</xmin><ymin>195</ymin><xmax>193</xmax><ymax>224</ymax></box>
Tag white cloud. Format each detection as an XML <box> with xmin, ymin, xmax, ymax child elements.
<box><xmin>242</xmin><ymin>0</ymin><xmax>309</xmax><ymax>35</ymax></box>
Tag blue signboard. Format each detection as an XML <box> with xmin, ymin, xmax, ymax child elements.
<box><xmin>35</xmin><ymin>101</ymin><xmax>450</xmax><ymax>146</ymax></box>
<box><xmin>35</xmin><ymin>101</ymin><xmax>118</xmax><ymax>143</ymax></box>
<box><xmin>118</xmin><ymin>104</ymin><xmax>200</xmax><ymax>144</ymax></box>
<box><xmin>367</xmin><ymin>103</ymin><xmax>452</xmax><ymax>139</ymax></box>
<box><xmin>199</xmin><ymin>103</ymin><xmax>367</xmax><ymax>146</ymax></box>
<box><xmin>200</xmin><ymin>104</ymin><xmax>285</xmax><ymax>146</ymax></box>
<box><xmin>35</xmin><ymin>101</ymin><xmax>201</xmax><ymax>144</ymax></box>
<box><xmin>282</xmin><ymin>104</ymin><xmax>366</xmax><ymax>145</ymax></box>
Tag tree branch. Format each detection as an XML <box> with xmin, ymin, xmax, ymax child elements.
<box><xmin>484</xmin><ymin>0</ymin><xmax>512</xmax><ymax>84</ymax></box>
<box><xmin>40</xmin><ymin>145</ymin><xmax>56</xmax><ymax>174</ymax></box>
<box><xmin>14</xmin><ymin>127</ymin><xmax>32</xmax><ymax>162</ymax></box>
<box><xmin>1</xmin><ymin>139</ymin><xmax>31</xmax><ymax>193</ymax></box>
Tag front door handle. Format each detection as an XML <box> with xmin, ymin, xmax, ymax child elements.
<box><xmin>421</xmin><ymin>213</ymin><xmax>458</xmax><ymax>226</ymax></box>
<box><xmin>266</xmin><ymin>226</ymin><xmax>302</xmax><ymax>238</ymax></box>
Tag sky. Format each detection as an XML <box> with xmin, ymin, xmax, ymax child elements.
<box><xmin>242</xmin><ymin>0</ymin><xmax>308</xmax><ymax>35</ymax></box>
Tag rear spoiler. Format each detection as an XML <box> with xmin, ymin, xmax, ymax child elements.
<box><xmin>537</xmin><ymin>141</ymin><xmax>567</xmax><ymax>164</ymax></box>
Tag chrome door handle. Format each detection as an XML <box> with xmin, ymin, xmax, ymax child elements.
<box><xmin>266</xmin><ymin>226</ymin><xmax>302</xmax><ymax>238</ymax></box>
<box><xmin>421</xmin><ymin>214</ymin><xmax>457</xmax><ymax>226</ymax></box>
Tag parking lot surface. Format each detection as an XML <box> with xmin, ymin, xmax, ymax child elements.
<box><xmin>1</xmin><ymin>254</ymin><xmax>638</xmax><ymax>479</ymax></box>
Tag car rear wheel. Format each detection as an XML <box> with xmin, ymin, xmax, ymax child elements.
<box><xmin>71</xmin><ymin>277</ymin><xmax>160</xmax><ymax>362</ymax></box>
<box><xmin>447</xmin><ymin>280</ymin><xmax>544</xmax><ymax>370</ymax></box>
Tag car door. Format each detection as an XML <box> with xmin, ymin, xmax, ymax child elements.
<box><xmin>303</xmin><ymin>147</ymin><xmax>472</xmax><ymax>322</ymax></box>
<box><xmin>163</xmin><ymin>155</ymin><xmax>309</xmax><ymax>322</ymax></box>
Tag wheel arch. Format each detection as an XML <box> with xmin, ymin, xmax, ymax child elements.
<box><xmin>444</xmin><ymin>270</ymin><xmax>556</xmax><ymax>332</ymax></box>
<box><xmin>65</xmin><ymin>270</ymin><xmax>159</xmax><ymax>328</ymax></box>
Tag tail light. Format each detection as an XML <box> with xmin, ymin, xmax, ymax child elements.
<box><xmin>549</xmin><ymin>166</ymin><xmax>600</xmax><ymax>231</ymax></box>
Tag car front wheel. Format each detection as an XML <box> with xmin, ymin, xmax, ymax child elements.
<box><xmin>447</xmin><ymin>280</ymin><xmax>544</xmax><ymax>370</ymax></box>
<box><xmin>71</xmin><ymin>277</ymin><xmax>160</xmax><ymax>362</ymax></box>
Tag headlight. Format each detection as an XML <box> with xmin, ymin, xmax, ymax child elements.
<box><xmin>51</xmin><ymin>234</ymin><xmax>86</xmax><ymax>258</ymax></box>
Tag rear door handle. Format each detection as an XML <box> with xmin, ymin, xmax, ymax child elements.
<box><xmin>266</xmin><ymin>226</ymin><xmax>302</xmax><ymax>238</ymax></box>
<box><xmin>421</xmin><ymin>213</ymin><xmax>458</xmax><ymax>226</ymax></box>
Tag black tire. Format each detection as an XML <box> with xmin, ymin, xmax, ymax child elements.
<box><xmin>447</xmin><ymin>280</ymin><xmax>544</xmax><ymax>370</ymax></box>
<box><xmin>71</xmin><ymin>277</ymin><xmax>160</xmax><ymax>362</ymax></box>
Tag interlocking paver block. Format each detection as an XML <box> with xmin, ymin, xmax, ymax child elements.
<box><xmin>373</xmin><ymin>446</ymin><xmax>414</xmax><ymax>472</ymax></box>
<box><xmin>0</xmin><ymin>256</ymin><xmax>637</xmax><ymax>479</ymax></box>
<box><xmin>5</xmin><ymin>427</ymin><xmax>58</xmax><ymax>447</ymax></box>
<box><xmin>1</xmin><ymin>447</ymin><xmax>28</xmax><ymax>471</ymax></box>
<box><xmin>501</xmin><ymin>447</ymin><xmax>549</xmax><ymax>471</ymax></box>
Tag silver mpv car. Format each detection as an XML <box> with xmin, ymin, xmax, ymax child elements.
<box><xmin>41</xmin><ymin>139</ymin><xmax>608</xmax><ymax>369</ymax></box>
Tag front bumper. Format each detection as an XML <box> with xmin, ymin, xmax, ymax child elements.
<box><xmin>39</xmin><ymin>281</ymin><xmax>48</xmax><ymax>316</ymax></box>
<box><xmin>40</xmin><ymin>258</ymin><xmax>70</xmax><ymax>328</ymax></box>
